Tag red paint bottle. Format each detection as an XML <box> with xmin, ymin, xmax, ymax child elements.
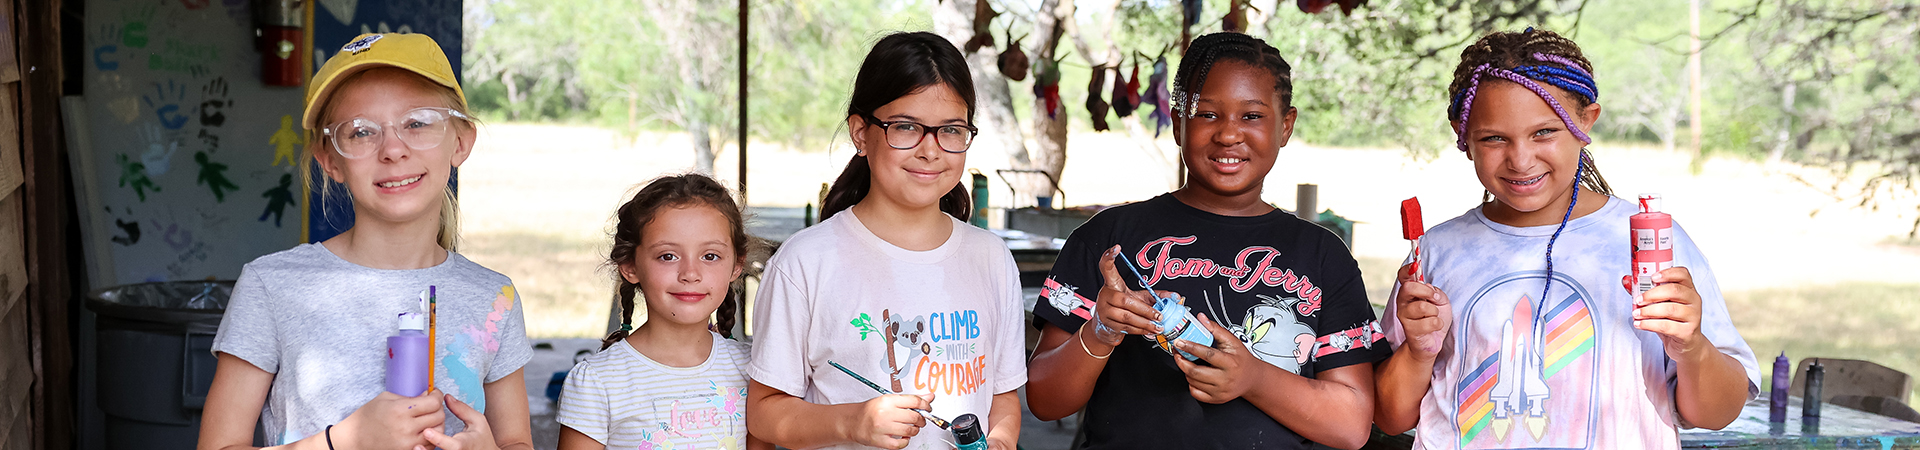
<box><xmin>1630</xmin><ymin>194</ymin><xmax>1673</xmax><ymax>296</ymax></box>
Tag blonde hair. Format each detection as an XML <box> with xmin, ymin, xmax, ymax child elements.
<box><xmin>302</xmin><ymin>67</ymin><xmax>474</xmax><ymax>250</ymax></box>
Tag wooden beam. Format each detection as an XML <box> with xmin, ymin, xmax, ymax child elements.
<box><xmin>15</xmin><ymin>0</ymin><xmax>74</xmax><ymax>448</ymax></box>
<box><xmin>737</xmin><ymin>0</ymin><xmax>748</xmax><ymax>205</ymax></box>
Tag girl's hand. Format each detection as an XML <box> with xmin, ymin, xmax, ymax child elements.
<box><xmin>419</xmin><ymin>394</ymin><xmax>499</xmax><ymax>450</ymax></box>
<box><xmin>1092</xmin><ymin>245</ymin><xmax>1173</xmax><ymax>344</ymax></box>
<box><xmin>340</xmin><ymin>391</ymin><xmax>444</xmax><ymax>450</ymax></box>
<box><xmin>844</xmin><ymin>393</ymin><xmax>932</xmax><ymax>450</ymax></box>
<box><xmin>1172</xmin><ymin>314</ymin><xmax>1268</xmax><ymax>404</ymax></box>
<box><xmin>987</xmin><ymin>437</ymin><xmax>1016</xmax><ymax>450</ymax></box>
<box><xmin>1394</xmin><ymin>263</ymin><xmax>1452</xmax><ymax>361</ymax></box>
<box><xmin>1634</xmin><ymin>267</ymin><xmax>1711</xmax><ymax>361</ymax></box>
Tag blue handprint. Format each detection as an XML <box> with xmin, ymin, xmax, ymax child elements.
<box><xmin>91</xmin><ymin>25</ymin><xmax>120</xmax><ymax>71</ymax></box>
<box><xmin>143</xmin><ymin>81</ymin><xmax>191</xmax><ymax>130</ymax></box>
<box><xmin>93</xmin><ymin>46</ymin><xmax>119</xmax><ymax>71</ymax></box>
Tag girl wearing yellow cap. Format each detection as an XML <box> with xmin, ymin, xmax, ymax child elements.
<box><xmin>199</xmin><ymin>33</ymin><xmax>534</xmax><ymax>450</ymax></box>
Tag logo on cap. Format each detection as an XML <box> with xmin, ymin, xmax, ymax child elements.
<box><xmin>342</xmin><ymin>35</ymin><xmax>384</xmax><ymax>54</ymax></box>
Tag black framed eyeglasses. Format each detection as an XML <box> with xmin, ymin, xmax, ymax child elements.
<box><xmin>863</xmin><ymin>114</ymin><xmax>978</xmax><ymax>153</ymax></box>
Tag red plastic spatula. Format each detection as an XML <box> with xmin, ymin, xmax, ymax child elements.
<box><xmin>1401</xmin><ymin>197</ymin><xmax>1425</xmax><ymax>282</ymax></box>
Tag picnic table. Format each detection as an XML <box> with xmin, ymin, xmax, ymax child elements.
<box><xmin>1681</xmin><ymin>396</ymin><xmax>1920</xmax><ymax>449</ymax></box>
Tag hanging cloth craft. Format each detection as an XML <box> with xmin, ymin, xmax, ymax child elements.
<box><xmin>1141</xmin><ymin>55</ymin><xmax>1173</xmax><ymax>137</ymax></box>
<box><xmin>964</xmin><ymin>0</ymin><xmax>999</xmax><ymax>53</ymax></box>
<box><xmin>998</xmin><ymin>27</ymin><xmax>1029</xmax><ymax>81</ymax></box>
<box><xmin>1112</xmin><ymin>62</ymin><xmax>1140</xmax><ymax>118</ymax></box>
<box><xmin>1087</xmin><ymin>65</ymin><xmax>1111</xmax><ymax>131</ymax></box>
<box><xmin>1336</xmin><ymin>0</ymin><xmax>1366</xmax><ymax>15</ymax></box>
<box><xmin>1033</xmin><ymin>54</ymin><xmax>1064</xmax><ymax>119</ymax></box>
<box><xmin>1183</xmin><ymin>0</ymin><xmax>1205</xmax><ymax>26</ymax></box>
<box><xmin>1224</xmin><ymin>0</ymin><xmax>1248</xmax><ymax>32</ymax></box>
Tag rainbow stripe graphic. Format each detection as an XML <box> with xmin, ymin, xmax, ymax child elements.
<box><xmin>1539</xmin><ymin>293</ymin><xmax>1594</xmax><ymax>379</ymax></box>
<box><xmin>1455</xmin><ymin>293</ymin><xmax>1594</xmax><ymax>447</ymax></box>
<box><xmin>1456</xmin><ymin>350</ymin><xmax>1502</xmax><ymax>446</ymax></box>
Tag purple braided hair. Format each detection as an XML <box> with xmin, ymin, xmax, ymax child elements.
<box><xmin>1530</xmin><ymin>52</ymin><xmax>1592</xmax><ymax>79</ymax></box>
<box><xmin>1451</xmin><ymin>58</ymin><xmax>1595</xmax><ymax>152</ymax></box>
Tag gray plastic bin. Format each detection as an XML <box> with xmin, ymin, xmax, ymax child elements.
<box><xmin>86</xmin><ymin>281</ymin><xmax>232</xmax><ymax>450</ymax></box>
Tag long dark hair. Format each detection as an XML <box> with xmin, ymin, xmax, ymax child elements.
<box><xmin>821</xmin><ymin>31</ymin><xmax>975</xmax><ymax>222</ymax></box>
<box><xmin>602</xmin><ymin>174</ymin><xmax>751</xmax><ymax>349</ymax></box>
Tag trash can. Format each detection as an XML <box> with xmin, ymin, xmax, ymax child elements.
<box><xmin>86</xmin><ymin>281</ymin><xmax>232</xmax><ymax>450</ymax></box>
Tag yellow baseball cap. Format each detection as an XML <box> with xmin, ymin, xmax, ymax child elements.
<box><xmin>303</xmin><ymin>33</ymin><xmax>467</xmax><ymax>131</ymax></box>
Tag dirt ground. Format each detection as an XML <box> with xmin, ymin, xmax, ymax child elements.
<box><xmin>458</xmin><ymin>123</ymin><xmax>1920</xmax><ymax>405</ymax></box>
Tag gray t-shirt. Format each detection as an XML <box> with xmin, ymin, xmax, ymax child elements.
<box><xmin>212</xmin><ymin>243</ymin><xmax>532</xmax><ymax>445</ymax></box>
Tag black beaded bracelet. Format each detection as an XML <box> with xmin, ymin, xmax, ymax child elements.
<box><xmin>325</xmin><ymin>424</ymin><xmax>336</xmax><ymax>450</ymax></box>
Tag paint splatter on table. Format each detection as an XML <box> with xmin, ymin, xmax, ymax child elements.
<box><xmin>1683</xmin><ymin>396</ymin><xmax>1920</xmax><ymax>449</ymax></box>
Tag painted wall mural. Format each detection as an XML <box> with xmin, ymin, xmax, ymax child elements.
<box><xmin>78</xmin><ymin>0</ymin><xmax>303</xmax><ymax>284</ymax></box>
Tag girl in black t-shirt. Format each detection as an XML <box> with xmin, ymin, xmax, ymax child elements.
<box><xmin>1026</xmin><ymin>32</ymin><xmax>1389</xmax><ymax>450</ymax></box>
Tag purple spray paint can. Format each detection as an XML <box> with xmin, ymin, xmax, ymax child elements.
<box><xmin>1769</xmin><ymin>352</ymin><xmax>1788</xmax><ymax>423</ymax></box>
<box><xmin>386</xmin><ymin>312</ymin><xmax>430</xmax><ymax>396</ymax></box>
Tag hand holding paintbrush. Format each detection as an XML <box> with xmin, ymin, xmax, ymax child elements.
<box><xmin>827</xmin><ymin>361</ymin><xmax>946</xmax><ymax>449</ymax></box>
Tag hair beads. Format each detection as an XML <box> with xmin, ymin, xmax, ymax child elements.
<box><xmin>1169</xmin><ymin>32</ymin><xmax>1295</xmax><ymax>120</ymax></box>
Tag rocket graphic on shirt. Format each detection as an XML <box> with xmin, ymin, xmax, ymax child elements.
<box><xmin>1489</xmin><ymin>295</ymin><xmax>1551</xmax><ymax>441</ymax></box>
<box><xmin>1455</xmin><ymin>272</ymin><xmax>1599</xmax><ymax>449</ymax></box>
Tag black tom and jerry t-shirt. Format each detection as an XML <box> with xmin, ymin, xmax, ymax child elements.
<box><xmin>1033</xmin><ymin>194</ymin><xmax>1391</xmax><ymax>449</ymax></box>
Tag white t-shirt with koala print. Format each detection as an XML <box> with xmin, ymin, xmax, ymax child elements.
<box><xmin>749</xmin><ymin>210</ymin><xmax>1029</xmax><ymax>450</ymax></box>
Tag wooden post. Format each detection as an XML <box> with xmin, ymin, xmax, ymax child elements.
<box><xmin>1176</xmin><ymin>0</ymin><xmax>1191</xmax><ymax>187</ymax></box>
<box><xmin>1296</xmin><ymin>184</ymin><xmax>1318</xmax><ymax>222</ymax></box>
<box><xmin>1688</xmin><ymin>0</ymin><xmax>1703</xmax><ymax>159</ymax></box>
<box><xmin>735</xmin><ymin>0</ymin><xmax>750</xmax><ymax>340</ymax></box>
<box><xmin>738</xmin><ymin>0</ymin><xmax>749</xmax><ymax>205</ymax></box>
<box><xmin>14</xmin><ymin>0</ymin><xmax>76</xmax><ymax>447</ymax></box>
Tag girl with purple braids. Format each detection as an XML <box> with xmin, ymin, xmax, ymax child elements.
<box><xmin>1372</xmin><ymin>28</ymin><xmax>1759</xmax><ymax>449</ymax></box>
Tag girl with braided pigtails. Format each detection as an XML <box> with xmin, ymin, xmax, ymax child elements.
<box><xmin>1027</xmin><ymin>32</ymin><xmax>1388</xmax><ymax>450</ymax></box>
<box><xmin>555</xmin><ymin>174</ymin><xmax>769</xmax><ymax>450</ymax></box>
<box><xmin>1374</xmin><ymin>28</ymin><xmax>1759</xmax><ymax>449</ymax></box>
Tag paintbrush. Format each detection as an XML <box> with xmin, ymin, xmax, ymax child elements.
<box><xmin>1113</xmin><ymin>252</ymin><xmax>1170</xmax><ymax>304</ymax></box>
<box><xmin>427</xmin><ymin>286</ymin><xmax>437</xmax><ymax>393</ymax></box>
<box><xmin>826</xmin><ymin>361</ymin><xmax>950</xmax><ymax>429</ymax></box>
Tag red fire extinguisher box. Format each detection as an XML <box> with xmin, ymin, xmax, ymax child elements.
<box><xmin>256</xmin><ymin>0</ymin><xmax>303</xmax><ymax>87</ymax></box>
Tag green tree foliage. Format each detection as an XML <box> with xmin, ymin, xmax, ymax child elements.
<box><xmin>467</xmin><ymin>0</ymin><xmax>1919</xmax><ymax>234</ymax></box>
<box><xmin>464</xmin><ymin>0</ymin><xmax>926</xmax><ymax>172</ymax></box>
<box><xmin>1706</xmin><ymin>0</ymin><xmax>1920</xmax><ymax>236</ymax></box>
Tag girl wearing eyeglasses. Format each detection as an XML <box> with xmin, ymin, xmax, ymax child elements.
<box><xmin>745</xmin><ymin>31</ymin><xmax>1026</xmax><ymax>450</ymax></box>
<box><xmin>199</xmin><ymin>33</ymin><xmax>534</xmax><ymax>450</ymax></box>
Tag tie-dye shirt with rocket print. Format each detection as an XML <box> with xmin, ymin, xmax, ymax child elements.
<box><xmin>1382</xmin><ymin>196</ymin><xmax>1758</xmax><ymax>450</ymax></box>
<box><xmin>212</xmin><ymin>243</ymin><xmax>533</xmax><ymax>445</ymax></box>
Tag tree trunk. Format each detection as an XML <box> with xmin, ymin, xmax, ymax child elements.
<box><xmin>691</xmin><ymin>115</ymin><xmax>715</xmax><ymax>175</ymax></box>
<box><xmin>687</xmin><ymin>58</ymin><xmax>716</xmax><ymax>175</ymax></box>
<box><xmin>933</xmin><ymin>0</ymin><xmax>1031</xmax><ymax>173</ymax></box>
<box><xmin>502</xmin><ymin>70</ymin><xmax>523</xmax><ymax>121</ymax></box>
<box><xmin>1028</xmin><ymin>0</ymin><xmax>1073</xmax><ymax>201</ymax></box>
<box><xmin>1768</xmin><ymin>82</ymin><xmax>1796</xmax><ymax>165</ymax></box>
